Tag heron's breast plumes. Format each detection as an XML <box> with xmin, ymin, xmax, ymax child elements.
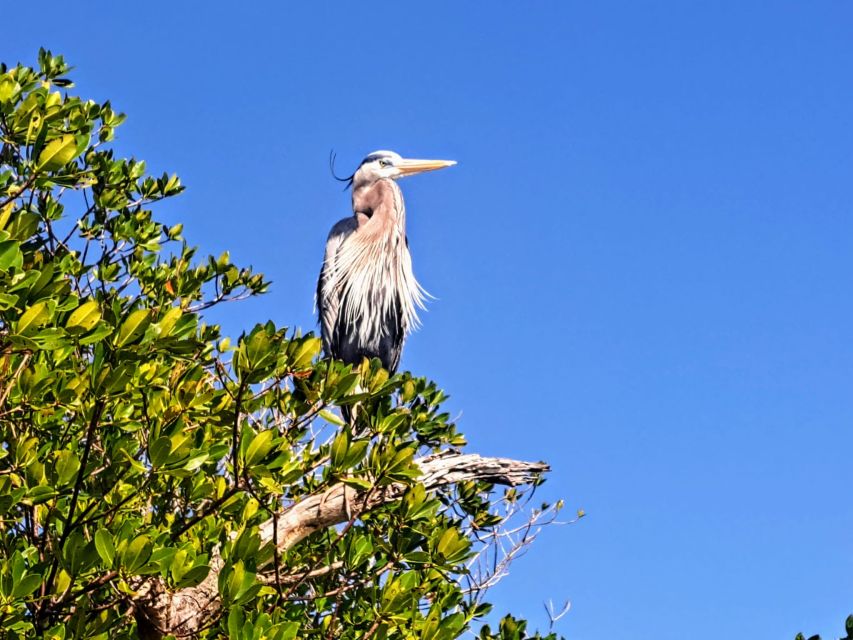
<box><xmin>331</xmin><ymin>218</ymin><xmax>428</xmax><ymax>341</ymax></box>
<box><xmin>323</xmin><ymin>179</ymin><xmax>428</xmax><ymax>343</ymax></box>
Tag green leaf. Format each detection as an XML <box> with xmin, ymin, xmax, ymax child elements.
<box><xmin>0</xmin><ymin>204</ymin><xmax>12</xmax><ymax>232</ymax></box>
<box><xmin>343</xmin><ymin>440</ymin><xmax>369</xmax><ymax>468</ymax></box>
<box><xmin>121</xmin><ymin>534</ymin><xmax>152</xmax><ymax>572</ymax></box>
<box><xmin>292</xmin><ymin>336</ymin><xmax>322</xmax><ymax>369</ymax></box>
<box><xmin>244</xmin><ymin>429</ymin><xmax>275</xmax><ymax>467</ymax></box>
<box><xmin>66</xmin><ymin>300</ymin><xmax>101</xmax><ymax>333</ymax></box>
<box><xmin>227</xmin><ymin>608</ymin><xmax>244</xmax><ymax>638</ymax></box>
<box><xmin>15</xmin><ymin>299</ymin><xmax>55</xmax><ymax>334</ymax></box>
<box><xmin>62</xmin><ymin>530</ymin><xmax>88</xmax><ymax>574</ymax></box>
<box><xmin>348</xmin><ymin>537</ymin><xmax>373</xmax><ymax>567</ymax></box>
<box><xmin>115</xmin><ymin>308</ymin><xmax>151</xmax><ymax>347</ymax></box>
<box><xmin>10</xmin><ymin>551</ymin><xmax>25</xmax><ymax>581</ymax></box>
<box><xmin>37</xmin><ymin>134</ymin><xmax>84</xmax><ymax>171</ymax></box>
<box><xmin>30</xmin><ymin>328</ymin><xmax>70</xmax><ymax>351</ymax></box>
<box><xmin>44</xmin><ymin>624</ymin><xmax>66</xmax><ymax>640</ymax></box>
<box><xmin>11</xmin><ymin>573</ymin><xmax>41</xmax><ymax>598</ymax></box>
<box><xmin>0</xmin><ymin>76</ymin><xmax>19</xmax><ymax>103</ymax></box>
<box><xmin>0</xmin><ymin>240</ymin><xmax>23</xmax><ymax>271</ymax></box>
<box><xmin>330</xmin><ymin>431</ymin><xmax>349</xmax><ymax>469</ymax></box>
<box><xmin>6</xmin><ymin>211</ymin><xmax>39</xmax><ymax>241</ymax></box>
<box><xmin>155</xmin><ymin>306</ymin><xmax>183</xmax><ymax>336</ymax></box>
<box><xmin>319</xmin><ymin>408</ymin><xmax>346</xmax><ymax>427</ymax></box>
<box><xmin>183</xmin><ymin>453</ymin><xmax>209</xmax><ymax>472</ymax></box>
<box><xmin>94</xmin><ymin>530</ymin><xmax>115</xmax><ymax>567</ymax></box>
<box><xmin>332</xmin><ymin>372</ymin><xmax>360</xmax><ymax>399</ymax></box>
<box><xmin>175</xmin><ymin>564</ymin><xmax>210</xmax><ymax>588</ymax></box>
<box><xmin>0</xmin><ymin>292</ymin><xmax>17</xmax><ymax>310</ymax></box>
<box><xmin>437</xmin><ymin>528</ymin><xmax>459</xmax><ymax>557</ymax></box>
<box><xmin>55</xmin><ymin>450</ymin><xmax>81</xmax><ymax>486</ymax></box>
<box><xmin>25</xmin><ymin>485</ymin><xmax>57</xmax><ymax>505</ymax></box>
<box><xmin>227</xmin><ymin>560</ymin><xmax>246</xmax><ymax>601</ymax></box>
<box><xmin>77</xmin><ymin>320</ymin><xmax>113</xmax><ymax>345</ymax></box>
<box><xmin>148</xmin><ymin>435</ymin><xmax>172</xmax><ymax>468</ymax></box>
<box><xmin>341</xmin><ymin>476</ymin><xmax>373</xmax><ymax>491</ymax></box>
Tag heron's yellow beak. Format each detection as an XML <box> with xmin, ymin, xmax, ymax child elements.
<box><xmin>396</xmin><ymin>158</ymin><xmax>457</xmax><ymax>177</ymax></box>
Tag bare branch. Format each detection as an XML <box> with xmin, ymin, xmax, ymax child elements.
<box><xmin>133</xmin><ymin>452</ymin><xmax>549</xmax><ymax>638</ymax></box>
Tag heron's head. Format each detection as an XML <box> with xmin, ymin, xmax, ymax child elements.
<box><xmin>350</xmin><ymin>150</ymin><xmax>456</xmax><ymax>188</ymax></box>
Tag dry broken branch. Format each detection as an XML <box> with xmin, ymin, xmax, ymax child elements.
<box><xmin>134</xmin><ymin>452</ymin><xmax>549</xmax><ymax>639</ymax></box>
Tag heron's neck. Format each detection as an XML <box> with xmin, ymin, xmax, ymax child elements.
<box><xmin>351</xmin><ymin>179</ymin><xmax>405</xmax><ymax>240</ymax></box>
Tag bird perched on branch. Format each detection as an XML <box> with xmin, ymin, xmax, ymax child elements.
<box><xmin>317</xmin><ymin>150</ymin><xmax>456</xmax><ymax>373</ymax></box>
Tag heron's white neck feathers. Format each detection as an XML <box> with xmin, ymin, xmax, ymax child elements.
<box><xmin>331</xmin><ymin>180</ymin><xmax>428</xmax><ymax>339</ymax></box>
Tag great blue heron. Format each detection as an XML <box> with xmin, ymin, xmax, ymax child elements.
<box><xmin>317</xmin><ymin>150</ymin><xmax>456</xmax><ymax>373</ymax></box>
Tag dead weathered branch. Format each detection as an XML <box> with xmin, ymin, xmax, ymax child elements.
<box><xmin>134</xmin><ymin>452</ymin><xmax>548</xmax><ymax>639</ymax></box>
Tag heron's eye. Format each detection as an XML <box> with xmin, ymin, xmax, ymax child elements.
<box><xmin>379</xmin><ymin>159</ymin><xmax>391</xmax><ymax>167</ymax></box>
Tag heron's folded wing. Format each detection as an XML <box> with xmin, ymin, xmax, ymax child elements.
<box><xmin>317</xmin><ymin>217</ymin><xmax>358</xmax><ymax>359</ymax></box>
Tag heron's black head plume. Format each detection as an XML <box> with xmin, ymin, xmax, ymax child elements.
<box><xmin>329</xmin><ymin>150</ymin><xmax>353</xmax><ymax>190</ymax></box>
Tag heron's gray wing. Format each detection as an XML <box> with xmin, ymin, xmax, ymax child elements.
<box><xmin>386</xmin><ymin>321</ymin><xmax>403</xmax><ymax>373</ymax></box>
<box><xmin>383</xmin><ymin>240</ymin><xmax>409</xmax><ymax>373</ymax></box>
<box><xmin>317</xmin><ymin>216</ymin><xmax>358</xmax><ymax>359</ymax></box>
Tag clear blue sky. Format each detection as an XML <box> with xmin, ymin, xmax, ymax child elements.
<box><xmin>8</xmin><ymin>2</ymin><xmax>853</xmax><ymax>638</ymax></box>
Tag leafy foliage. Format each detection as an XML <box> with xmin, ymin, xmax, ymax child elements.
<box><xmin>0</xmin><ymin>51</ymin><xmax>560</xmax><ymax>639</ymax></box>
<box><xmin>795</xmin><ymin>615</ymin><xmax>853</xmax><ymax>640</ymax></box>
<box><xmin>477</xmin><ymin>616</ymin><xmax>562</xmax><ymax>640</ymax></box>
